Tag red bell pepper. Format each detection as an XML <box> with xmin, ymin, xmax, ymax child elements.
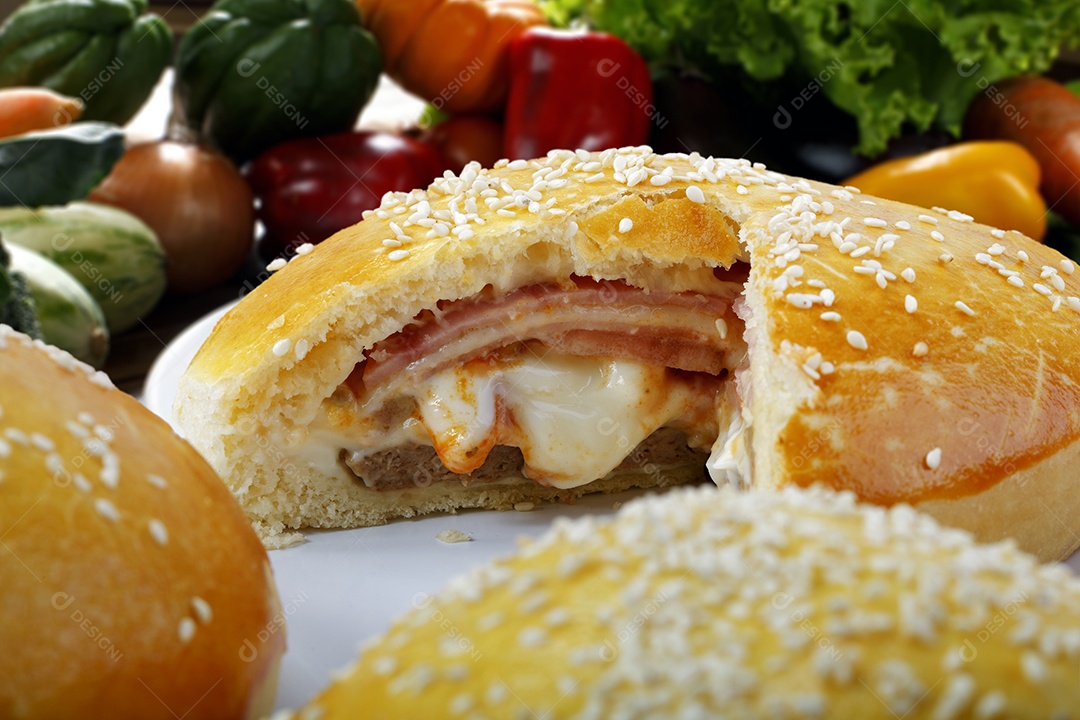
<box><xmin>503</xmin><ymin>27</ymin><xmax>654</xmax><ymax>160</ymax></box>
<box><xmin>246</xmin><ymin>131</ymin><xmax>444</xmax><ymax>258</ymax></box>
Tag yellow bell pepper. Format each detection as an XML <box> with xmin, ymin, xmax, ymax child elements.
<box><xmin>843</xmin><ymin>141</ymin><xmax>1047</xmax><ymax>241</ymax></box>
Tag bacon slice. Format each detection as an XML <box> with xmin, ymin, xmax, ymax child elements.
<box><xmin>360</xmin><ymin>277</ymin><xmax>745</xmax><ymax>392</ymax></box>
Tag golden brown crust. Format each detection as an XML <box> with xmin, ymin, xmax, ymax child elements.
<box><xmin>0</xmin><ymin>328</ymin><xmax>283</xmax><ymax>720</ymax></box>
<box><xmin>289</xmin><ymin>486</ymin><xmax>1080</xmax><ymax>719</ymax></box>
<box><xmin>176</xmin><ymin>148</ymin><xmax>1080</xmax><ymax>558</ymax></box>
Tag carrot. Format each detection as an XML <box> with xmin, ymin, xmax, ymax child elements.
<box><xmin>0</xmin><ymin>87</ymin><xmax>83</xmax><ymax>140</ymax></box>
<box><xmin>963</xmin><ymin>76</ymin><xmax>1080</xmax><ymax>226</ymax></box>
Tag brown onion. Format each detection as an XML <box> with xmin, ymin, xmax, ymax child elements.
<box><xmin>89</xmin><ymin>140</ymin><xmax>254</xmax><ymax>294</ymax></box>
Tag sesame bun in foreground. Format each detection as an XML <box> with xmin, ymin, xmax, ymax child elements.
<box><xmin>287</xmin><ymin>485</ymin><xmax>1080</xmax><ymax>719</ymax></box>
<box><xmin>176</xmin><ymin>146</ymin><xmax>1080</xmax><ymax>559</ymax></box>
<box><xmin>0</xmin><ymin>326</ymin><xmax>284</xmax><ymax>719</ymax></box>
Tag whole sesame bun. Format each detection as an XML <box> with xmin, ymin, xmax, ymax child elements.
<box><xmin>287</xmin><ymin>485</ymin><xmax>1080</xmax><ymax>719</ymax></box>
<box><xmin>175</xmin><ymin>147</ymin><xmax>1080</xmax><ymax>560</ymax></box>
<box><xmin>0</xmin><ymin>326</ymin><xmax>284</xmax><ymax>719</ymax></box>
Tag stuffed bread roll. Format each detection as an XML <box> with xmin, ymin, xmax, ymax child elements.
<box><xmin>176</xmin><ymin>147</ymin><xmax>1080</xmax><ymax>557</ymax></box>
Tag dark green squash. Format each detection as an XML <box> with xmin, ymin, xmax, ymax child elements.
<box><xmin>0</xmin><ymin>0</ymin><xmax>171</xmax><ymax>125</ymax></box>
<box><xmin>173</xmin><ymin>0</ymin><xmax>382</xmax><ymax>163</ymax></box>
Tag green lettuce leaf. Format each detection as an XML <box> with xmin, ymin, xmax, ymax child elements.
<box><xmin>542</xmin><ymin>0</ymin><xmax>1080</xmax><ymax>155</ymax></box>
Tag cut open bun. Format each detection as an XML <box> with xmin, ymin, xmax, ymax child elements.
<box><xmin>176</xmin><ymin>148</ymin><xmax>1080</xmax><ymax>560</ymax></box>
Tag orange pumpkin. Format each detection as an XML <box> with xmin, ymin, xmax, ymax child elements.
<box><xmin>356</xmin><ymin>0</ymin><xmax>547</xmax><ymax>113</ymax></box>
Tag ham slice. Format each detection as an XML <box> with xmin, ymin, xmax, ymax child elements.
<box><xmin>359</xmin><ymin>277</ymin><xmax>746</xmax><ymax>393</ymax></box>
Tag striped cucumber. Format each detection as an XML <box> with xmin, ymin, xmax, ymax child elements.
<box><xmin>7</xmin><ymin>243</ymin><xmax>108</xmax><ymax>368</ymax></box>
<box><xmin>0</xmin><ymin>202</ymin><xmax>165</xmax><ymax>332</ymax></box>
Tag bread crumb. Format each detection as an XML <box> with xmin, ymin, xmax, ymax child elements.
<box><xmin>436</xmin><ymin>529</ymin><xmax>472</xmax><ymax>544</ymax></box>
<box><xmin>514</xmin><ymin>502</ymin><xmax>535</xmax><ymax>512</ymax></box>
<box><xmin>612</xmin><ymin>501</ymin><xmax>623</xmax><ymax>511</ymax></box>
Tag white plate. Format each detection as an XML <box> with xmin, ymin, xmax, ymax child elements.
<box><xmin>143</xmin><ymin>303</ymin><xmax>1080</xmax><ymax>711</ymax></box>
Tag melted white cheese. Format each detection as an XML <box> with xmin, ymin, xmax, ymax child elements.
<box><xmin>305</xmin><ymin>352</ymin><xmax>724</xmax><ymax>490</ymax></box>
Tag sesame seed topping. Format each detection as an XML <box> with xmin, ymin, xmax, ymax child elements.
<box><xmin>736</xmin><ymin>185</ymin><xmax>748</xmax><ymax>195</ymax></box>
<box><xmin>1032</xmin><ymin>283</ymin><xmax>1052</xmax><ymax>297</ymax></box>
<box><xmin>900</xmin><ymin>268</ymin><xmax>915</xmax><ymax>283</ymax></box>
<box><xmin>904</xmin><ymin>295</ymin><xmax>917</xmax><ymax>313</ymax></box>
<box><xmin>913</xmin><ymin>341</ymin><xmax>929</xmax><ymax>357</ymax></box>
<box><xmin>685</xmin><ymin>185</ymin><xmax>705</xmax><ymax>204</ymax></box>
<box><xmin>846</xmin><ymin>330</ymin><xmax>868</xmax><ymax>351</ymax></box>
<box><xmin>975</xmin><ymin>253</ymin><xmax>991</xmax><ymax>265</ymax></box>
<box><xmin>1062</xmin><ymin>259</ymin><xmax>1075</xmax><ymax>275</ymax></box>
<box><xmin>895</xmin><ymin>220</ymin><xmax>911</xmax><ymax>230</ymax></box>
<box><xmin>382</xmin><ymin>238</ymin><xmax>402</xmax><ymax>248</ymax></box>
<box><xmin>30</xmin><ymin>433</ymin><xmax>54</xmax><ymax>452</ymax></box>
<box><xmin>266</xmin><ymin>258</ymin><xmax>286</xmax><ymax>272</ymax></box>
<box><xmin>925</xmin><ymin>448</ymin><xmax>942</xmax><ymax>470</ymax></box>
<box><xmin>295</xmin><ymin>339</ymin><xmax>310</xmax><ymax>360</ymax></box>
<box><xmin>387</xmin><ymin>249</ymin><xmax>411</xmax><ymax>261</ymax></box>
<box><xmin>930</xmin><ymin>230</ymin><xmax>945</xmax><ymax>242</ymax></box>
<box><xmin>955</xmin><ymin>301</ymin><xmax>976</xmax><ymax>316</ymax></box>
<box><xmin>939</xmin><ymin>253</ymin><xmax>954</xmax><ymax>263</ymax></box>
<box><xmin>146</xmin><ymin>473</ymin><xmax>167</xmax><ymax>489</ymax></box>
<box><xmin>820</xmin><ymin>311</ymin><xmax>841</xmax><ymax>322</ymax></box>
<box><xmin>1068</xmin><ymin>296</ymin><xmax>1080</xmax><ymax>312</ymax></box>
<box><xmin>1020</xmin><ymin>651</ymin><xmax>1046</xmax><ymax>684</ymax></box>
<box><xmin>272</xmin><ymin>339</ymin><xmax>291</xmax><ymax>357</ymax></box>
<box><xmin>518</xmin><ymin>627</ymin><xmax>547</xmax><ymax>648</ymax></box>
<box><xmin>947</xmin><ymin>210</ymin><xmax>974</xmax><ymax>222</ymax></box>
<box><xmin>987</xmin><ymin>243</ymin><xmax>1006</xmax><ymax>256</ymax></box>
<box><xmin>918</xmin><ymin>214</ymin><xmax>939</xmax><ymax>225</ymax></box>
<box><xmin>94</xmin><ymin>497</ymin><xmax>120</xmax><ymax>522</ymax></box>
<box><xmin>991</xmin><ymin>228</ymin><xmax>1006</xmax><ymax>239</ymax></box>
<box><xmin>295</xmin><ymin>243</ymin><xmax>314</xmax><ymax>256</ymax></box>
<box><xmin>507</xmin><ymin>159</ymin><xmax>529</xmax><ymax>170</ymax></box>
<box><xmin>974</xmin><ymin>691</ymin><xmax>1007</xmax><ymax>719</ymax></box>
<box><xmin>1051</xmin><ymin>274</ymin><xmax>1066</xmax><ymax>292</ymax></box>
<box><xmin>178</xmin><ymin>617</ymin><xmax>196</xmax><ymax>644</ymax></box>
<box><xmin>1017</xmin><ymin>250</ymin><xmax>1029</xmax><ymax>263</ymax></box>
<box><xmin>149</xmin><ymin>519</ymin><xmax>168</xmax><ymax>545</ymax></box>
<box><xmin>618</xmin><ymin>218</ymin><xmax>633</xmax><ymax>233</ymax></box>
<box><xmin>1008</xmin><ymin>276</ymin><xmax>1024</xmax><ymax>288</ymax></box>
<box><xmin>863</xmin><ymin>217</ymin><xmax>888</xmax><ymax>228</ymax></box>
<box><xmin>191</xmin><ymin>597</ymin><xmax>213</xmax><ymax>624</ymax></box>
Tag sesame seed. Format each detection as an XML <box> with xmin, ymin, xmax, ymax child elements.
<box><xmin>736</xmin><ymin>185</ymin><xmax>748</xmax><ymax>195</ymax></box>
<box><xmin>820</xmin><ymin>311</ymin><xmax>842</xmax><ymax>322</ymax></box>
<box><xmin>1008</xmin><ymin>276</ymin><xmax>1024</xmax><ymax>288</ymax></box>
<box><xmin>387</xmin><ymin>249</ymin><xmax>411</xmax><ymax>261</ymax></box>
<box><xmin>94</xmin><ymin>498</ymin><xmax>120</xmax><ymax>522</ymax></box>
<box><xmin>905</xmin><ymin>295</ymin><xmax>918</xmax><ymax>313</ymax></box>
<box><xmin>1068</xmin><ymin>296</ymin><xmax>1080</xmax><ymax>312</ymax></box>
<box><xmin>518</xmin><ymin>627</ymin><xmax>547</xmax><ymax>648</ymax></box>
<box><xmin>846</xmin><ymin>330</ymin><xmax>868</xmax><ymax>351</ymax></box>
<box><xmin>149</xmin><ymin>519</ymin><xmax>168</xmax><ymax>545</ymax></box>
<box><xmin>850</xmin><ymin>246</ymin><xmax>871</xmax><ymax>258</ymax></box>
<box><xmin>900</xmin><ymin>268</ymin><xmax>915</xmax><ymax>283</ymax></box>
<box><xmin>4</xmin><ymin>428</ymin><xmax>27</xmax><ymax>445</ymax></box>
<box><xmin>930</xmin><ymin>230</ymin><xmax>945</xmax><ymax>242</ymax></box>
<box><xmin>507</xmin><ymin>159</ymin><xmax>529</xmax><ymax>170</ymax></box>
<box><xmin>30</xmin><ymin>432</ymin><xmax>54</xmax><ymax>452</ymax></box>
<box><xmin>863</xmin><ymin>217</ymin><xmax>888</xmax><ymax>228</ymax></box>
<box><xmin>895</xmin><ymin>220</ymin><xmax>911</xmax><ymax>230</ymax></box>
<box><xmin>685</xmin><ymin>185</ymin><xmax>705</xmax><ymax>203</ymax></box>
<box><xmin>73</xmin><ymin>473</ymin><xmax>91</xmax><ymax>493</ymax></box>
<box><xmin>939</xmin><ymin>254</ymin><xmax>954</xmax><ymax>263</ymax></box>
<box><xmin>974</xmin><ymin>691</ymin><xmax>1007</xmax><ymax>719</ymax></box>
<box><xmin>913</xmin><ymin>341</ymin><xmax>929</xmax><ymax>357</ymax></box>
<box><xmin>715</xmin><ymin>318</ymin><xmax>728</xmax><ymax>339</ymax></box>
<box><xmin>1051</xmin><ymin>274</ymin><xmax>1066</xmax><ymax>292</ymax></box>
<box><xmin>146</xmin><ymin>473</ymin><xmax>167</xmax><ymax>489</ymax></box>
<box><xmin>925</xmin><ymin>448</ymin><xmax>942</xmax><ymax>470</ymax></box>
<box><xmin>191</xmin><ymin>597</ymin><xmax>213</xmax><ymax>624</ymax></box>
<box><xmin>955</xmin><ymin>301</ymin><xmax>976</xmax><ymax>316</ymax></box>
<box><xmin>178</xmin><ymin>618</ymin><xmax>196</xmax><ymax>644</ymax></box>
<box><xmin>918</xmin><ymin>214</ymin><xmax>939</xmax><ymax>225</ymax></box>
<box><xmin>991</xmin><ymin>228</ymin><xmax>1006</xmax><ymax>239</ymax></box>
<box><xmin>382</xmin><ymin>238</ymin><xmax>402</xmax><ymax>248</ymax></box>
<box><xmin>618</xmin><ymin>218</ymin><xmax>633</xmax><ymax>233</ymax></box>
<box><xmin>1017</xmin><ymin>250</ymin><xmax>1030</xmax><ymax>263</ymax></box>
<box><xmin>272</xmin><ymin>339</ymin><xmax>291</xmax><ymax>357</ymax></box>
<box><xmin>295</xmin><ymin>243</ymin><xmax>314</xmax><ymax>256</ymax></box>
<box><xmin>1062</xmin><ymin>259</ymin><xmax>1075</xmax><ymax>275</ymax></box>
<box><xmin>266</xmin><ymin>258</ymin><xmax>286</xmax><ymax>272</ymax></box>
<box><xmin>1032</xmin><ymin>283</ymin><xmax>1052</xmax><ymax>297</ymax></box>
<box><xmin>948</xmin><ymin>209</ymin><xmax>974</xmax><ymax>222</ymax></box>
<box><xmin>975</xmin><ymin>253</ymin><xmax>991</xmax><ymax>265</ymax></box>
<box><xmin>294</xmin><ymin>339</ymin><xmax>310</xmax><ymax>360</ymax></box>
<box><xmin>987</xmin><ymin>243</ymin><xmax>1006</xmax><ymax>256</ymax></box>
<box><xmin>1020</xmin><ymin>651</ymin><xmax>1047</xmax><ymax>684</ymax></box>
